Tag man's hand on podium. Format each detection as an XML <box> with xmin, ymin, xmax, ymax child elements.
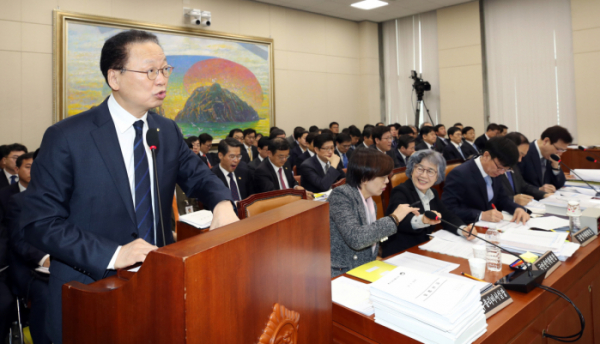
<box><xmin>210</xmin><ymin>200</ymin><xmax>240</xmax><ymax>230</ymax></box>
<box><xmin>115</xmin><ymin>239</ymin><xmax>158</xmax><ymax>269</ymax></box>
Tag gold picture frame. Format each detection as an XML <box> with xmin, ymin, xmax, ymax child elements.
<box><xmin>53</xmin><ymin>10</ymin><xmax>275</xmax><ymax>138</ymax></box>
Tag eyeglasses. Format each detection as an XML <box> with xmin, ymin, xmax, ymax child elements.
<box><xmin>319</xmin><ymin>146</ymin><xmax>335</xmax><ymax>152</ymax></box>
<box><xmin>226</xmin><ymin>155</ymin><xmax>243</xmax><ymax>161</ymax></box>
<box><xmin>382</xmin><ymin>136</ymin><xmax>394</xmax><ymax>141</ymax></box>
<box><xmin>414</xmin><ymin>164</ymin><xmax>437</xmax><ymax>178</ymax></box>
<box><xmin>275</xmin><ymin>155</ymin><xmax>290</xmax><ymax>161</ymax></box>
<box><xmin>8</xmin><ymin>155</ymin><xmax>21</xmax><ymax>160</ymax></box>
<box><xmin>340</xmin><ymin>144</ymin><xmax>352</xmax><ymax>149</ymax></box>
<box><xmin>492</xmin><ymin>159</ymin><xmax>513</xmax><ymax>173</ymax></box>
<box><xmin>552</xmin><ymin>144</ymin><xmax>567</xmax><ymax>153</ymax></box>
<box><xmin>121</xmin><ymin>66</ymin><xmax>174</xmax><ymax>80</ymax></box>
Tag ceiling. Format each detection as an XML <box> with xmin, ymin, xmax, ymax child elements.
<box><xmin>253</xmin><ymin>0</ymin><xmax>473</xmax><ymax>22</ymax></box>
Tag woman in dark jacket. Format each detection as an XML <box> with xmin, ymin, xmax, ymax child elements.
<box><xmin>382</xmin><ymin>150</ymin><xmax>475</xmax><ymax>258</ymax></box>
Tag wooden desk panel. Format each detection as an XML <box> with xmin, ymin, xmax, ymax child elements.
<box><xmin>333</xmin><ymin>232</ymin><xmax>600</xmax><ymax>344</ymax></box>
<box><xmin>560</xmin><ymin>148</ymin><xmax>600</xmax><ymax>172</ymax></box>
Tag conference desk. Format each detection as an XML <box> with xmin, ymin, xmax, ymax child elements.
<box><xmin>561</xmin><ymin>147</ymin><xmax>600</xmax><ymax>172</ymax></box>
<box><xmin>332</xmin><ymin>228</ymin><xmax>600</xmax><ymax>344</ymax></box>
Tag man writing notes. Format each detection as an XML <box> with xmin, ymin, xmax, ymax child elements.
<box><xmin>518</xmin><ymin>126</ymin><xmax>572</xmax><ymax>193</ymax></box>
<box><xmin>442</xmin><ymin>137</ymin><xmax>530</xmax><ymax>224</ymax></box>
<box><xmin>21</xmin><ymin>30</ymin><xmax>238</xmax><ymax>344</ymax></box>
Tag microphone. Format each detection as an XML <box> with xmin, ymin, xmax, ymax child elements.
<box><xmin>579</xmin><ymin>145</ymin><xmax>600</xmax><ymax>160</ymax></box>
<box><xmin>586</xmin><ymin>156</ymin><xmax>598</xmax><ymax>164</ymax></box>
<box><xmin>146</xmin><ymin>128</ymin><xmax>166</xmax><ymax>247</ymax></box>
<box><xmin>423</xmin><ymin>211</ymin><xmax>545</xmax><ymax>293</ymax></box>
<box><xmin>550</xmin><ymin>154</ymin><xmax>600</xmax><ymax>196</ymax></box>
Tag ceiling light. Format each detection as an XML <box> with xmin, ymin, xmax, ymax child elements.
<box><xmin>351</xmin><ymin>0</ymin><xmax>388</xmax><ymax>10</ymax></box>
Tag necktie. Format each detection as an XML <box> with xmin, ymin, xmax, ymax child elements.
<box><xmin>458</xmin><ymin>145</ymin><xmax>465</xmax><ymax>160</ymax></box>
<box><xmin>541</xmin><ymin>158</ymin><xmax>547</xmax><ymax>181</ymax></box>
<box><xmin>324</xmin><ymin>162</ymin><xmax>330</xmax><ymax>174</ymax></box>
<box><xmin>278</xmin><ymin>168</ymin><xmax>288</xmax><ymax>190</ymax></box>
<box><xmin>484</xmin><ymin>175</ymin><xmax>494</xmax><ymax>202</ymax></box>
<box><xmin>506</xmin><ymin>171</ymin><xmax>515</xmax><ymax>192</ymax></box>
<box><xmin>473</xmin><ymin>143</ymin><xmax>479</xmax><ymax>152</ymax></box>
<box><xmin>342</xmin><ymin>153</ymin><xmax>348</xmax><ymax>168</ymax></box>
<box><xmin>248</xmin><ymin>147</ymin><xmax>253</xmax><ymax>161</ymax></box>
<box><xmin>228</xmin><ymin>172</ymin><xmax>240</xmax><ymax>201</ymax></box>
<box><xmin>133</xmin><ymin>120</ymin><xmax>154</xmax><ymax>245</ymax></box>
<box><xmin>9</xmin><ymin>175</ymin><xmax>17</xmax><ymax>185</ymax></box>
<box><xmin>203</xmin><ymin>154</ymin><xmax>212</xmax><ymax>169</ymax></box>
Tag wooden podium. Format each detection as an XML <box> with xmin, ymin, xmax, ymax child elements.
<box><xmin>62</xmin><ymin>200</ymin><xmax>332</xmax><ymax>343</ymax></box>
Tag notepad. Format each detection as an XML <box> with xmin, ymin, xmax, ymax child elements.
<box><xmin>346</xmin><ymin>260</ymin><xmax>397</xmax><ymax>282</ymax></box>
<box><xmin>179</xmin><ymin>210</ymin><xmax>213</xmax><ymax>228</ymax></box>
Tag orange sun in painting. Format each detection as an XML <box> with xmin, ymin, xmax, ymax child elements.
<box><xmin>183</xmin><ymin>58</ymin><xmax>264</xmax><ymax>110</ymax></box>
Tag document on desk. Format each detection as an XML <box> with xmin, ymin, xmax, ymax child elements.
<box><xmin>526</xmin><ymin>216</ymin><xmax>570</xmax><ymax>231</ymax></box>
<box><xmin>565</xmin><ymin>181</ymin><xmax>600</xmax><ymax>191</ymax></box>
<box><xmin>500</xmin><ymin>229</ymin><xmax>568</xmax><ymax>254</ymax></box>
<box><xmin>331</xmin><ymin>276</ymin><xmax>374</xmax><ymax>316</ymax></box>
<box><xmin>420</xmin><ymin>230</ymin><xmax>513</xmax><ymax>265</ymax></box>
<box><xmin>385</xmin><ymin>252</ymin><xmax>459</xmax><ymax>274</ymax></box>
<box><xmin>572</xmin><ymin>169</ymin><xmax>600</xmax><ymax>183</ymax></box>
<box><xmin>178</xmin><ymin>210</ymin><xmax>213</xmax><ymax>228</ymax></box>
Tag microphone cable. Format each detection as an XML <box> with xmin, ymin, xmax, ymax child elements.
<box><xmin>535</xmin><ymin>283</ymin><xmax>585</xmax><ymax>342</ymax></box>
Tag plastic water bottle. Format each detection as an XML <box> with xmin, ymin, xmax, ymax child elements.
<box><xmin>485</xmin><ymin>228</ymin><xmax>502</xmax><ymax>272</ymax></box>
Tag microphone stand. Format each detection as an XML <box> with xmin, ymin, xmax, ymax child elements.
<box><xmin>552</xmin><ymin>154</ymin><xmax>600</xmax><ymax>196</ymax></box>
<box><xmin>424</xmin><ymin>211</ymin><xmax>545</xmax><ymax>293</ymax></box>
<box><xmin>579</xmin><ymin>146</ymin><xmax>600</xmax><ymax>160</ymax></box>
<box><xmin>150</xmin><ymin>147</ymin><xmax>166</xmax><ymax>247</ymax></box>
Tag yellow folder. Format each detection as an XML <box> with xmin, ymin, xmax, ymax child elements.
<box><xmin>346</xmin><ymin>260</ymin><xmax>397</xmax><ymax>283</ymax></box>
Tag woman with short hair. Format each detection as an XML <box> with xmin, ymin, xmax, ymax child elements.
<box><xmin>329</xmin><ymin>149</ymin><xmax>419</xmax><ymax>277</ymax></box>
<box><xmin>382</xmin><ymin>150</ymin><xmax>475</xmax><ymax>258</ymax></box>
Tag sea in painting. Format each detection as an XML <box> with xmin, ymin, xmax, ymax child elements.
<box><xmin>65</xmin><ymin>22</ymin><xmax>271</xmax><ymax>139</ymax></box>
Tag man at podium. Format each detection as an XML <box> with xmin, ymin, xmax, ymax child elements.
<box><xmin>20</xmin><ymin>30</ymin><xmax>237</xmax><ymax>344</ymax></box>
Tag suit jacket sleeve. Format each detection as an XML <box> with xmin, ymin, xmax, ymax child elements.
<box><xmin>22</xmin><ymin>125</ymin><xmax>120</xmax><ymax>280</ymax></box>
<box><xmin>514</xmin><ymin>168</ymin><xmax>546</xmax><ymax>200</ymax></box>
<box><xmin>495</xmin><ymin>178</ymin><xmax>523</xmax><ymax>214</ymax></box>
<box><xmin>7</xmin><ymin>195</ymin><xmax>46</xmax><ymax>267</ymax></box>
<box><xmin>254</xmin><ymin>165</ymin><xmax>276</xmax><ymax>193</ymax></box>
<box><xmin>432</xmin><ymin>189</ymin><xmax>465</xmax><ymax>229</ymax></box>
<box><xmin>549</xmin><ymin>167</ymin><xmax>566</xmax><ymax>189</ymax></box>
<box><xmin>299</xmin><ymin>161</ymin><xmax>342</xmax><ymax>193</ymax></box>
<box><xmin>441</xmin><ymin>169</ymin><xmax>482</xmax><ymax>223</ymax></box>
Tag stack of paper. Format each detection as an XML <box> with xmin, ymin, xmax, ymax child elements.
<box><xmin>572</xmin><ymin>169</ymin><xmax>600</xmax><ymax>183</ymax></box>
<box><xmin>370</xmin><ymin>267</ymin><xmax>487</xmax><ymax>344</ymax></box>
<box><xmin>554</xmin><ymin>242</ymin><xmax>581</xmax><ymax>261</ymax></box>
<box><xmin>499</xmin><ymin>229</ymin><xmax>569</xmax><ymax>255</ymax></box>
<box><xmin>313</xmin><ymin>189</ymin><xmax>333</xmax><ymax>201</ymax></box>
<box><xmin>540</xmin><ymin>194</ymin><xmax>600</xmax><ymax>215</ymax></box>
<box><xmin>178</xmin><ymin>210</ymin><xmax>213</xmax><ymax>228</ymax></box>
<box><xmin>331</xmin><ymin>277</ymin><xmax>374</xmax><ymax>316</ymax></box>
<box><xmin>565</xmin><ymin>181</ymin><xmax>600</xmax><ymax>191</ymax></box>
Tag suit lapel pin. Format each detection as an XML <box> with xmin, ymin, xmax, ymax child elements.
<box><xmin>238</xmin><ymin>177</ymin><xmax>242</xmax><ymax>180</ymax></box>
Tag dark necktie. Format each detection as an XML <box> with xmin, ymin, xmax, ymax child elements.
<box><xmin>541</xmin><ymin>158</ymin><xmax>547</xmax><ymax>182</ymax></box>
<box><xmin>9</xmin><ymin>175</ymin><xmax>17</xmax><ymax>185</ymax></box>
<box><xmin>342</xmin><ymin>153</ymin><xmax>348</xmax><ymax>168</ymax></box>
<box><xmin>133</xmin><ymin>120</ymin><xmax>154</xmax><ymax>245</ymax></box>
<box><xmin>457</xmin><ymin>145</ymin><xmax>465</xmax><ymax>160</ymax></box>
<box><xmin>278</xmin><ymin>168</ymin><xmax>288</xmax><ymax>190</ymax></box>
<box><xmin>228</xmin><ymin>172</ymin><xmax>240</xmax><ymax>201</ymax></box>
<box><xmin>485</xmin><ymin>176</ymin><xmax>494</xmax><ymax>202</ymax></box>
<box><xmin>506</xmin><ymin>171</ymin><xmax>515</xmax><ymax>192</ymax></box>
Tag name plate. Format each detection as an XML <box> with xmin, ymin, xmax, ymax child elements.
<box><xmin>572</xmin><ymin>227</ymin><xmax>597</xmax><ymax>247</ymax></box>
<box><xmin>533</xmin><ymin>251</ymin><xmax>561</xmax><ymax>278</ymax></box>
<box><xmin>481</xmin><ymin>285</ymin><xmax>512</xmax><ymax>319</ymax></box>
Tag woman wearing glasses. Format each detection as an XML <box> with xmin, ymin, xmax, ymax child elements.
<box><xmin>329</xmin><ymin>149</ymin><xmax>419</xmax><ymax>277</ymax></box>
<box><xmin>381</xmin><ymin>150</ymin><xmax>476</xmax><ymax>258</ymax></box>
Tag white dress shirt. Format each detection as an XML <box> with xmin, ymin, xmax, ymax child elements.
<box><xmin>3</xmin><ymin>169</ymin><xmax>17</xmax><ymax>184</ymax></box>
<box><xmin>219</xmin><ymin>164</ymin><xmax>241</xmax><ymax>199</ymax></box>
<box><xmin>316</xmin><ymin>155</ymin><xmax>330</xmax><ymax>173</ymax></box>
<box><xmin>268</xmin><ymin>159</ymin><xmax>289</xmax><ymax>189</ymax></box>
<box><xmin>534</xmin><ymin>140</ymin><xmax>560</xmax><ymax>176</ymax></box>
<box><xmin>474</xmin><ymin>157</ymin><xmax>489</xmax><ymax>221</ymax></box>
<box><xmin>425</xmin><ymin>142</ymin><xmax>434</xmax><ymax>150</ymax></box>
<box><xmin>308</xmin><ymin>150</ymin><xmax>315</xmax><ymax>157</ymax></box>
<box><xmin>106</xmin><ymin>94</ymin><xmax>157</xmax><ymax>270</ymax></box>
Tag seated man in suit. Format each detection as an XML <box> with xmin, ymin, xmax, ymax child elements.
<box><xmin>370</xmin><ymin>126</ymin><xmax>401</xmax><ymax>167</ymax></box>
<box><xmin>248</xmin><ymin>137</ymin><xmax>271</xmax><ymax>172</ymax></box>
<box><xmin>286</xmin><ymin>126</ymin><xmax>304</xmax><ymax>146</ymax></box>
<box><xmin>334</xmin><ymin>133</ymin><xmax>353</xmax><ymax>169</ymax></box>
<box><xmin>254</xmin><ymin>138</ymin><xmax>309</xmax><ymax>194</ymax></box>
<box><xmin>295</xmin><ymin>132</ymin><xmax>317</xmax><ymax>168</ymax></box>
<box><xmin>348</xmin><ymin>126</ymin><xmax>361</xmax><ymax>150</ymax></box>
<box><xmin>518</xmin><ymin>125</ymin><xmax>572</xmax><ymax>193</ymax></box>
<box><xmin>503</xmin><ymin>132</ymin><xmax>551</xmax><ymax>206</ymax></box>
<box><xmin>434</xmin><ymin>124</ymin><xmax>448</xmax><ymax>149</ymax></box>
<box><xmin>299</xmin><ymin>134</ymin><xmax>346</xmax><ymax>193</ymax></box>
<box><xmin>498</xmin><ymin>124</ymin><xmax>508</xmax><ymax>136</ymax></box>
<box><xmin>398</xmin><ymin>126</ymin><xmax>415</xmax><ymax>138</ymax></box>
<box><xmin>240</xmin><ymin>128</ymin><xmax>259</xmax><ymax>164</ymax></box>
<box><xmin>3</xmin><ymin>153</ymin><xmax>52</xmax><ymax>344</ymax></box>
<box><xmin>415</xmin><ymin>126</ymin><xmax>442</xmax><ymax>153</ymax></box>
<box><xmin>198</xmin><ymin>133</ymin><xmax>219</xmax><ymax>168</ymax></box>
<box><xmin>228</xmin><ymin>128</ymin><xmax>244</xmax><ymax>143</ymax></box>
<box><xmin>454</xmin><ymin>122</ymin><xmax>463</xmax><ymax>130</ymax></box>
<box><xmin>289</xmin><ymin>129</ymin><xmax>309</xmax><ymax>169</ymax></box>
<box><xmin>474</xmin><ymin>123</ymin><xmax>500</xmax><ymax>150</ymax></box>
<box><xmin>269</xmin><ymin>128</ymin><xmax>286</xmax><ymax>140</ymax></box>
<box><xmin>395</xmin><ymin>134</ymin><xmax>415</xmax><ymax>168</ymax></box>
<box><xmin>387</xmin><ymin>124</ymin><xmax>398</xmax><ymax>149</ymax></box>
<box><xmin>356</xmin><ymin>126</ymin><xmax>374</xmax><ymax>150</ymax></box>
<box><xmin>0</xmin><ymin>143</ymin><xmax>28</xmax><ymax>190</ymax></box>
<box><xmin>329</xmin><ymin>122</ymin><xmax>340</xmax><ymax>135</ymax></box>
<box><xmin>211</xmin><ymin>138</ymin><xmax>254</xmax><ymax>201</ymax></box>
<box><xmin>186</xmin><ymin>136</ymin><xmax>200</xmax><ymax>155</ymax></box>
<box><xmin>442</xmin><ymin>127</ymin><xmax>467</xmax><ymax>161</ymax></box>
<box><xmin>442</xmin><ymin>137</ymin><xmax>530</xmax><ymax>224</ymax></box>
<box><xmin>461</xmin><ymin>126</ymin><xmax>479</xmax><ymax>156</ymax></box>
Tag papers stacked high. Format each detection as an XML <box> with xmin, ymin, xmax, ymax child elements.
<box><xmin>178</xmin><ymin>210</ymin><xmax>213</xmax><ymax>228</ymax></box>
<box><xmin>572</xmin><ymin>169</ymin><xmax>600</xmax><ymax>183</ymax></box>
<box><xmin>499</xmin><ymin>229</ymin><xmax>577</xmax><ymax>261</ymax></box>
<box><xmin>331</xmin><ymin>277</ymin><xmax>374</xmax><ymax>316</ymax></box>
<box><xmin>370</xmin><ymin>267</ymin><xmax>487</xmax><ymax>344</ymax></box>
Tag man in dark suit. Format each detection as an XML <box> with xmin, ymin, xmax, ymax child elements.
<box><xmin>254</xmin><ymin>138</ymin><xmax>309</xmax><ymax>194</ymax></box>
<box><xmin>0</xmin><ymin>143</ymin><xmax>28</xmax><ymax>190</ymax></box>
<box><xmin>21</xmin><ymin>30</ymin><xmax>237</xmax><ymax>344</ymax></box>
<box><xmin>197</xmin><ymin>133</ymin><xmax>219</xmax><ymax>168</ymax></box>
<box><xmin>334</xmin><ymin>133</ymin><xmax>353</xmax><ymax>169</ymax></box>
<box><xmin>415</xmin><ymin>126</ymin><xmax>442</xmax><ymax>153</ymax></box>
<box><xmin>2</xmin><ymin>153</ymin><xmax>52</xmax><ymax>344</ymax></box>
<box><xmin>394</xmin><ymin>135</ymin><xmax>415</xmax><ymax>168</ymax></box>
<box><xmin>295</xmin><ymin>132</ymin><xmax>317</xmax><ymax>168</ymax></box>
<box><xmin>461</xmin><ymin>126</ymin><xmax>479</xmax><ymax>156</ymax></box>
<box><xmin>434</xmin><ymin>124</ymin><xmax>448</xmax><ymax>149</ymax></box>
<box><xmin>289</xmin><ymin>128</ymin><xmax>309</xmax><ymax>169</ymax></box>
<box><xmin>348</xmin><ymin>126</ymin><xmax>361</xmax><ymax>150</ymax></box>
<box><xmin>442</xmin><ymin>137</ymin><xmax>530</xmax><ymax>224</ymax></box>
<box><xmin>370</xmin><ymin>126</ymin><xmax>402</xmax><ymax>167</ymax></box>
<box><xmin>442</xmin><ymin>127</ymin><xmax>467</xmax><ymax>161</ymax></box>
<box><xmin>518</xmin><ymin>125</ymin><xmax>572</xmax><ymax>192</ymax></box>
<box><xmin>211</xmin><ymin>138</ymin><xmax>254</xmax><ymax>201</ymax></box>
<box><xmin>501</xmin><ymin>132</ymin><xmax>549</xmax><ymax>205</ymax></box>
<box><xmin>286</xmin><ymin>126</ymin><xmax>304</xmax><ymax>146</ymax></box>
<box><xmin>474</xmin><ymin>123</ymin><xmax>500</xmax><ymax>151</ymax></box>
<box><xmin>240</xmin><ymin>128</ymin><xmax>259</xmax><ymax>164</ymax></box>
<box><xmin>248</xmin><ymin>137</ymin><xmax>271</xmax><ymax>172</ymax></box>
<box><xmin>356</xmin><ymin>127</ymin><xmax>374</xmax><ymax>151</ymax></box>
<box><xmin>299</xmin><ymin>134</ymin><xmax>346</xmax><ymax>193</ymax></box>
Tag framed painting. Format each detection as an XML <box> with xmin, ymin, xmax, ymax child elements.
<box><xmin>53</xmin><ymin>10</ymin><xmax>274</xmax><ymax>140</ymax></box>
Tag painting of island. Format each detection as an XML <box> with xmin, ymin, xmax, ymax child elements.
<box><xmin>64</xmin><ymin>21</ymin><xmax>273</xmax><ymax>139</ymax></box>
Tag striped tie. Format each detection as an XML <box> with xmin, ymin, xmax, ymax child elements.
<box><xmin>133</xmin><ymin>120</ymin><xmax>154</xmax><ymax>245</ymax></box>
